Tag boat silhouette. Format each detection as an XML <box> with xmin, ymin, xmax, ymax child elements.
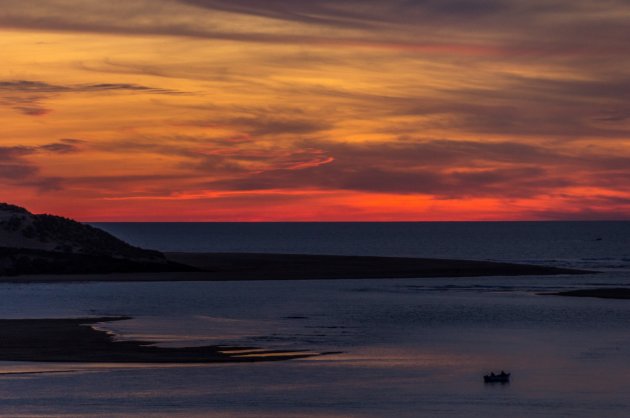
<box><xmin>484</xmin><ymin>371</ymin><xmax>510</xmax><ymax>383</ymax></box>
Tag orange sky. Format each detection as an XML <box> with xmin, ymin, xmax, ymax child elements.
<box><xmin>2</xmin><ymin>1</ymin><xmax>630</xmax><ymax>221</ymax></box>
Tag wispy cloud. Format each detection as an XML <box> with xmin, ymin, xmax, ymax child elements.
<box><xmin>0</xmin><ymin>141</ymin><xmax>82</xmax><ymax>190</ymax></box>
<box><xmin>2</xmin><ymin>0</ymin><xmax>630</xmax><ymax>219</ymax></box>
<box><xmin>69</xmin><ymin>135</ymin><xmax>630</xmax><ymax>202</ymax></box>
<box><xmin>0</xmin><ymin>80</ymin><xmax>181</xmax><ymax>95</ymax></box>
<box><xmin>0</xmin><ymin>80</ymin><xmax>182</xmax><ymax>116</ymax></box>
<box><xmin>1</xmin><ymin>0</ymin><xmax>629</xmax><ymax>55</ymax></box>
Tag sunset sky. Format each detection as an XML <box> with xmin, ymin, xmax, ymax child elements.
<box><xmin>2</xmin><ymin>0</ymin><xmax>630</xmax><ymax>221</ymax></box>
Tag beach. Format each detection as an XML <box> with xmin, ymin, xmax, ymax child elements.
<box><xmin>0</xmin><ymin>317</ymin><xmax>316</xmax><ymax>363</ymax></box>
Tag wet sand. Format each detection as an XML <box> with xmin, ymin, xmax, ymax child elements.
<box><xmin>1</xmin><ymin>252</ymin><xmax>590</xmax><ymax>283</ymax></box>
<box><xmin>542</xmin><ymin>288</ymin><xmax>630</xmax><ymax>300</ymax></box>
<box><xmin>0</xmin><ymin>317</ymin><xmax>316</xmax><ymax>363</ymax></box>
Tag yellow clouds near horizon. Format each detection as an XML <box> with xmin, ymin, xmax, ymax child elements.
<box><xmin>1</xmin><ymin>0</ymin><xmax>630</xmax><ymax>220</ymax></box>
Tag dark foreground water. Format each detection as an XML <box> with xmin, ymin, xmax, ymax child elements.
<box><xmin>1</xmin><ymin>222</ymin><xmax>630</xmax><ymax>417</ymax></box>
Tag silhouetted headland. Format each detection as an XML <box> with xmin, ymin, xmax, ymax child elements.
<box><xmin>0</xmin><ymin>203</ymin><xmax>194</xmax><ymax>276</ymax></box>
<box><xmin>0</xmin><ymin>203</ymin><xmax>591</xmax><ymax>281</ymax></box>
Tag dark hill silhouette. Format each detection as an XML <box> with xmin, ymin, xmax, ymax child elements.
<box><xmin>0</xmin><ymin>203</ymin><xmax>194</xmax><ymax>276</ymax></box>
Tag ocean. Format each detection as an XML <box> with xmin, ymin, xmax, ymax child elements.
<box><xmin>1</xmin><ymin>222</ymin><xmax>630</xmax><ymax>417</ymax></box>
<box><xmin>93</xmin><ymin>221</ymin><xmax>630</xmax><ymax>271</ymax></box>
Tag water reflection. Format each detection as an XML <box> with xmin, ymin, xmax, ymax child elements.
<box><xmin>2</xmin><ymin>273</ymin><xmax>630</xmax><ymax>416</ymax></box>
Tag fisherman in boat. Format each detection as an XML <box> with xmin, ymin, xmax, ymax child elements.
<box><xmin>484</xmin><ymin>370</ymin><xmax>510</xmax><ymax>383</ymax></box>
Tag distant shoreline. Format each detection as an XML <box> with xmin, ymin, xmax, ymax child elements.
<box><xmin>0</xmin><ymin>252</ymin><xmax>591</xmax><ymax>283</ymax></box>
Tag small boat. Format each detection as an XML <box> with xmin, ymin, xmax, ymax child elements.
<box><xmin>484</xmin><ymin>371</ymin><xmax>510</xmax><ymax>383</ymax></box>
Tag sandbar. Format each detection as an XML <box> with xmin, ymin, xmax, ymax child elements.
<box><xmin>0</xmin><ymin>317</ymin><xmax>316</xmax><ymax>363</ymax></box>
<box><xmin>541</xmin><ymin>288</ymin><xmax>630</xmax><ymax>300</ymax></box>
<box><xmin>1</xmin><ymin>252</ymin><xmax>591</xmax><ymax>283</ymax></box>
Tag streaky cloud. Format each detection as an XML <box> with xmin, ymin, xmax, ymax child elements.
<box><xmin>0</xmin><ymin>80</ymin><xmax>182</xmax><ymax>95</ymax></box>
<box><xmin>0</xmin><ymin>79</ymin><xmax>183</xmax><ymax>116</ymax></box>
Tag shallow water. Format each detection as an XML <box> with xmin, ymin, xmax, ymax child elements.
<box><xmin>2</xmin><ymin>271</ymin><xmax>630</xmax><ymax>417</ymax></box>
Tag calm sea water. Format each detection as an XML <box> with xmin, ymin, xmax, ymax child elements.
<box><xmin>94</xmin><ymin>221</ymin><xmax>630</xmax><ymax>270</ymax></box>
<box><xmin>1</xmin><ymin>222</ymin><xmax>630</xmax><ymax>417</ymax></box>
